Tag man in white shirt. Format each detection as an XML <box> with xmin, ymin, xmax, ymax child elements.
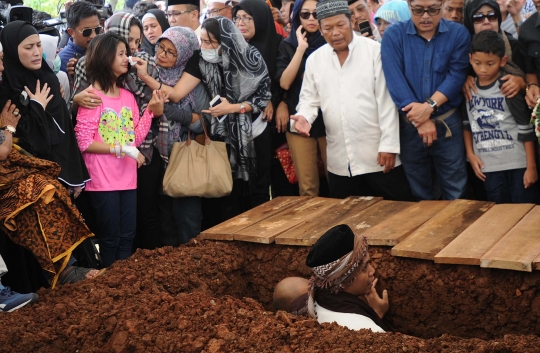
<box><xmin>166</xmin><ymin>0</ymin><xmax>202</xmax><ymax>42</ymax></box>
<box><xmin>291</xmin><ymin>0</ymin><xmax>413</xmax><ymax>201</ymax></box>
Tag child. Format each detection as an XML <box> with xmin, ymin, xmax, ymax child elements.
<box><xmin>74</xmin><ymin>32</ymin><xmax>165</xmax><ymax>267</ymax></box>
<box><xmin>463</xmin><ymin>30</ymin><xmax>539</xmax><ymax>204</ymax></box>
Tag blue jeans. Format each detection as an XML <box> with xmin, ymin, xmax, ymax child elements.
<box><xmin>399</xmin><ymin>111</ymin><xmax>467</xmax><ymax>200</ymax></box>
<box><xmin>87</xmin><ymin>190</ymin><xmax>137</xmax><ymax>267</ymax></box>
<box><xmin>484</xmin><ymin>168</ymin><xmax>540</xmax><ymax>204</ymax></box>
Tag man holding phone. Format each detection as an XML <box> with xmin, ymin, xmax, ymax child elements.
<box><xmin>348</xmin><ymin>0</ymin><xmax>381</xmax><ymax>40</ymax></box>
<box><xmin>291</xmin><ymin>0</ymin><xmax>413</xmax><ymax>201</ymax></box>
<box><xmin>58</xmin><ymin>1</ymin><xmax>101</xmax><ymax>75</ymax></box>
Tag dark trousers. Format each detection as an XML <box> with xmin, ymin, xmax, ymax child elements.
<box><xmin>160</xmin><ymin>195</ymin><xmax>202</xmax><ymax>247</ymax></box>
<box><xmin>483</xmin><ymin>168</ymin><xmax>540</xmax><ymax>204</ymax></box>
<box><xmin>87</xmin><ymin>190</ymin><xmax>137</xmax><ymax>267</ymax></box>
<box><xmin>202</xmin><ymin>178</ymin><xmax>247</xmax><ymax>230</ymax></box>
<box><xmin>133</xmin><ymin>148</ymin><xmax>163</xmax><ymax>250</ymax></box>
<box><xmin>328</xmin><ymin>166</ymin><xmax>414</xmax><ymax>201</ymax></box>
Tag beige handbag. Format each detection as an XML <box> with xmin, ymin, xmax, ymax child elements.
<box><xmin>162</xmin><ymin>121</ymin><xmax>233</xmax><ymax>198</ymax></box>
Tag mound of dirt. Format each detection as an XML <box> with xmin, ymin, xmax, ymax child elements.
<box><xmin>1</xmin><ymin>240</ymin><xmax>540</xmax><ymax>352</ymax></box>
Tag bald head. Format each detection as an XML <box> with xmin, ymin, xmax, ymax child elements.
<box><xmin>273</xmin><ymin>277</ymin><xmax>310</xmax><ymax>312</ymax></box>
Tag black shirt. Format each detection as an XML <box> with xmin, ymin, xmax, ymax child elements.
<box><xmin>276</xmin><ymin>40</ymin><xmax>326</xmax><ymax>137</ymax></box>
<box><xmin>185</xmin><ymin>50</ymin><xmax>203</xmax><ymax>80</ymax></box>
<box><xmin>518</xmin><ymin>12</ymin><xmax>540</xmax><ymax>79</ymax></box>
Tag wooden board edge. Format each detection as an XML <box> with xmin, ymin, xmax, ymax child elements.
<box><xmin>198</xmin><ymin>233</ymin><xmax>234</xmax><ymax>241</ymax></box>
<box><xmin>367</xmin><ymin>238</ymin><xmax>399</xmax><ymax>247</ymax></box>
<box><xmin>274</xmin><ymin>237</ymin><xmax>313</xmax><ymax>246</ymax></box>
<box><xmin>233</xmin><ymin>233</ymin><xmax>273</xmax><ymax>244</ymax></box>
<box><xmin>480</xmin><ymin>258</ymin><xmax>532</xmax><ymax>272</ymax></box>
<box><xmin>390</xmin><ymin>248</ymin><xmax>435</xmax><ymax>261</ymax></box>
<box><xmin>433</xmin><ymin>255</ymin><xmax>480</xmax><ymax>266</ymax></box>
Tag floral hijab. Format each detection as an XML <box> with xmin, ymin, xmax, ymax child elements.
<box><xmin>199</xmin><ymin>17</ymin><xmax>271</xmax><ymax>183</ymax></box>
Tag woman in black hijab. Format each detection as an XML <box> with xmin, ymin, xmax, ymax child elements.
<box><xmin>0</xmin><ymin>21</ymin><xmax>90</xmax><ymax>192</ymax></box>
<box><xmin>233</xmin><ymin>0</ymin><xmax>296</xmax><ymax>206</ymax></box>
<box><xmin>141</xmin><ymin>9</ymin><xmax>170</xmax><ymax>56</ymax></box>
<box><xmin>462</xmin><ymin>0</ymin><xmax>526</xmax><ymax>101</ymax></box>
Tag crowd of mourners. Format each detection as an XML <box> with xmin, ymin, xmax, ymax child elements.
<box><xmin>0</xmin><ymin>0</ymin><xmax>539</xmax><ymax>331</ymax></box>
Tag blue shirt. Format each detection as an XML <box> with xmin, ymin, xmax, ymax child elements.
<box><xmin>381</xmin><ymin>19</ymin><xmax>471</xmax><ymax>116</ymax></box>
<box><xmin>58</xmin><ymin>38</ymin><xmax>86</xmax><ymax>73</ymax></box>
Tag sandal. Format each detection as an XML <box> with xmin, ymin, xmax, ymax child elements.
<box><xmin>58</xmin><ymin>266</ymin><xmax>106</xmax><ymax>285</ymax></box>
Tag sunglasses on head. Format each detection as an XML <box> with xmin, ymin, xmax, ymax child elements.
<box><xmin>78</xmin><ymin>26</ymin><xmax>103</xmax><ymax>37</ymax></box>
<box><xmin>472</xmin><ymin>13</ymin><xmax>497</xmax><ymax>23</ymax></box>
<box><xmin>299</xmin><ymin>11</ymin><xmax>317</xmax><ymax>20</ymax></box>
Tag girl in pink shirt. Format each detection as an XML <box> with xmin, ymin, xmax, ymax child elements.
<box><xmin>74</xmin><ymin>32</ymin><xmax>164</xmax><ymax>267</ymax></box>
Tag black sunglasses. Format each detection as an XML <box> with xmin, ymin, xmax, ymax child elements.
<box><xmin>472</xmin><ymin>13</ymin><xmax>497</xmax><ymax>23</ymax></box>
<box><xmin>77</xmin><ymin>26</ymin><xmax>103</xmax><ymax>37</ymax></box>
<box><xmin>299</xmin><ymin>11</ymin><xmax>317</xmax><ymax>20</ymax></box>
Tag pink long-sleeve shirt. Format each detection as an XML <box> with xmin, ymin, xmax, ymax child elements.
<box><xmin>75</xmin><ymin>88</ymin><xmax>154</xmax><ymax>191</ymax></box>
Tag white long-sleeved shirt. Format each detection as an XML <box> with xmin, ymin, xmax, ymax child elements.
<box><xmin>296</xmin><ymin>34</ymin><xmax>400</xmax><ymax>177</ymax></box>
<box><xmin>315</xmin><ymin>302</ymin><xmax>386</xmax><ymax>333</ymax></box>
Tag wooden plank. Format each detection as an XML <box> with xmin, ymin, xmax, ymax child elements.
<box><xmin>199</xmin><ymin>196</ymin><xmax>310</xmax><ymax>241</ymax></box>
<box><xmin>362</xmin><ymin>200</ymin><xmax>451</xmax><ymax>246</ymax></box>
<box><xmin>533</xmin><ymin>253</ymin><xmax>540</xmax><ymax>271</ymax></box>
<box><xmin>310</xmin><ymin>200</ymin><xmax>415</xmax><ymax>245</ymax></box>
<box><xmin>434</xmin><ymin>204</ymin><xmax>535</xmax><ymax>266</ymax></box>
<box><xmin>234</xmin><ymin>197</ymin><xmax>341</xmax><ymax>244</ymax></box>
<box><xmin>480</xmin><ymin>206</ymin><xmax>540</xmax><ymax>272</ymax></box>
<box><xmin>391</xmin><ymin>199</ymin><xmax>494</xmax><ymax>261</ymax></box>
<box><xmin>274</xmin><ymin>196</ymin><xmax>383</xmax><ymax>246</ymax></box>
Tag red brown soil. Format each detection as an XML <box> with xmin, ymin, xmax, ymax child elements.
<box><xmin>1</xmin><ymin>240</ymin><xmax>540</xmax><ymax>352</ymax></box>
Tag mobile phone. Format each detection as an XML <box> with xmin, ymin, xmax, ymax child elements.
<box><xmin>73</xmin><ymin>53</ymin><xmax>82</xmax><ymax>60</ymax></box>
<box><xmin>210</xmin><ymin>95</ymin><xmax>223</xmax><ymax>107</ymax></box>
<box><xmin>359</xmin><ymin>21</ymin><xmax>373</xmax><ymax>37</ymax></box>
<box><xmin>210</xmin><ymin>95</ymin><xmax>227</xmax><ymax>122</ymax></box>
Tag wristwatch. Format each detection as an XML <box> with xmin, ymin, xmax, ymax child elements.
<box><xmin>239</xmin><ymin>103</ymin><xmax>246</xmax><ymax>114</ymax></box>
<box><xmin>0</xmin><ymin>125</ymin><xmax>16</xmax><ymax>134</ymax></box>
<box><xmin>426</xmin><ymin>98</ymin><xmax>438</xmax><ymax>114</ymax></box>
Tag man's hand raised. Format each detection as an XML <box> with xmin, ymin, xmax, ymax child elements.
<box><xmin>365</xmin><ymin>278</ymin><xmax>389</xmax><ymax>319</ymax></box>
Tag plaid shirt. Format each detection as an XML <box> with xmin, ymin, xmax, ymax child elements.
<box><xmin>71</xmin><ymin>51</ymin><xmax>161</xmax><ymax>162</ymax></box>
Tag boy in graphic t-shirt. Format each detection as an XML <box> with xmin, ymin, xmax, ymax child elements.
<box><xmin>462</xmin><ymin>30</ymin><xmax>539</xmax><ymax>204</ymax></box>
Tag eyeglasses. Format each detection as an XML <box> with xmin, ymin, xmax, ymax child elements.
<box><xmin>233</xmin><ymin>16</ymin><xmax>253</xmax><ymax>24</ymax></box>
<box><xmin>165</xmin><ymin>10</ymin><xmax>194</xmax><ymax>18</ymax></box>
<box><xmin>472</xmin><ymin>12</ymin><xmax>497</xmax><ymax>23</ymax></box>
<box><xmin>157</xmin><ymin>44</ymin><xmax>178</xmax><ymax>58</ymax></box>
<box><xmin>410</xmin><ymin>6</ymin><xmax>442</xmax><ymax>16</ymax></box>
<box><xmin>299</xmin><ymin>11</ymin><xmax>317</xmax><ymax>20</ymax></box>
<box><xmin>77</xmin><ymin>25</ymin><xmax>103</xmax><ymax>37</ymax></box>
<box><xmin>207</xmin><ymin>6</ymin><xmax>230</xmax><ymax>17</ymax></box>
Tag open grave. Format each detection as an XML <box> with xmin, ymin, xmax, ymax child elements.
<box><xmin>2</xmin><ymin>197</ymin><xmax>540</xmax><ymax>352</ymax></box>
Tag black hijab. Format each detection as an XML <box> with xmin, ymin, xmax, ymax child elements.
<box><xmin>141</xmin><ymin>9</ymin><xmax>170</xmax><ymax>56</ymax></box>
<box><xmin>284</xmin><ymin>0</ymin><xmax>327</xmax><ymax>56</ymax></box>
<box><xmin>0</xmin><ymin>21</ymin><xmax>89</xmax><ymax>187</ymax></box>
<box><xmin>463</xmin><ymin>0</ymin><xmax>502</xmax><ymax>36</ymax></box>
<box><xmin>232</xmin><ymin>0</ymin><xmax>281</xmax><ymax>80</ymax></box>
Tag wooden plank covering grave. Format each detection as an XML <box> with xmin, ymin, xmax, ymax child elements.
<box><xmin>391</xmin><ymin>199</ymin><xmax>494</xmax><ymax>261</ymax></box>
<box><xmin>362</xmin><ymin>200</ymin><xmax>451</xmax><ymax>246</ymax></box>
<box><xmin>533</xmin><ymin>253</ymin><xmax>540</xmax><ymax>271</ymax></box>
<box><xmin>480</xmin><ymin>206</ymin><xmax>540</xmax><ymax>272</ymax></box>
<box><xmin>199</xmin><ymin>196</ymin><xmax>310</xmax><ymax>241</ymax></box>
<box><xmin>434</xmin><ymin>203</ymin><xmax>535</xmax><ymax>266</ymax></box>
<box><xmin>311</xmin><ymin>200</ymin><xmax>414</xmax><ymax>245</ymax></box>
<box><xmin>234</xmin><ymin>197</ymin><xmax>341</xmax><ymax>244</ymax></box>
<box><xmin>274</xmin><ymin>196</ymin><xmax>383</xmax><ymax>246</ymax></box>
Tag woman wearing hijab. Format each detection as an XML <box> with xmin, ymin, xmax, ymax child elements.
<box><xmin>0</xmin><ymin>21</ymin><xmax>90</xmax><ymax>194</ymax></box>
<box><xmin>134</xmin><ymin>17</ymin><xmax>271</xmax><ymax>225</ymax></box>
<box><xmin>462</xmin><ymin>0</ymin><xmax>526</xmax><ymax>102</ymax></box>
<box><xmin>373</xmin><ymin>1</ymin><xmax>411</xmax><ymax>38</ymax></box>
<box><xmin>277</xmin><ymin>0</ymin><xmax>327</xmax><ymax>197</ymax></box>
<box><xmin>141</xmin><ymin>9</ymin><xmax>170</xmax><ymax>56</ymax></box>
<box><xmin>233</xmin><ymin>0</ymin><xmax>295</xmax><ymax>205</ymax></box>
<box><xmin>153</xmin><ymin>26</ymin><xmax>209</xmax><ymax>246</ymax></box>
